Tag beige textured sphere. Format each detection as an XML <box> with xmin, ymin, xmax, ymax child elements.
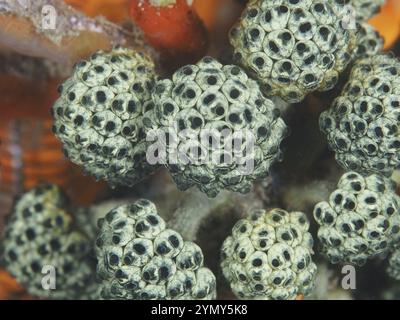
<box><xmin>52</xmin><ymin>47</ymin><xmax>158</xmax><ymax>187</ymax></box>
<box><xmin>221</xmin><ymin>208</ymin><xmax>316</xmax><ymax>300</ymax></box>
<box><xmin>230</xmin><ymin>0</ymin><xmax>357</xmax><ymax>103</ymax></box>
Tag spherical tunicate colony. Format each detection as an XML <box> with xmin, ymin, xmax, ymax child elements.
<box><xmin>1</xmin><ymin>185</ymin><xmax>97</xmax><ymax>299</ymax></box>
<box><xmin>221</xmin><ymin>208</ymin><xmax>317</xmax><ymax>300</ymax></box>
<box><xmin>95</xmin><ymin>199</ymin><xmax>217</xmax><ymax>300</ymax></box>
<box><xmin>320</xmin><ymin>54</ymin><xmax>400</xmax><ymax>176</ymax></box>
<box><xmin>143</xmin><ymin>56</ymin><xmax>288</xmax><ymax>197</ymax></box>
<box><xmin>314</xmin><ymin>172</ymin><xmax>400</xmax><ymax>266</ymax></box>
<box><xmin>52</xmin><ymin>46</ymin><xmax>158</xmax><ymax>187</ymax></box>
<box><xmin>229</xmin><ymin>0</ymin><xmax>356</xmax><ymax>103</ymax></box>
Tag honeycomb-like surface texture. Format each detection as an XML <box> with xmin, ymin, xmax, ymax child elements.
<box><xmin>95</xmin><ymin>199</ymin><xmax>217</xmax><ymax>300</ymax></box>
<box><xmin>143</xmin><ymin>57</ymin><xmax>288</xmax><ymax>197</ymax></box>
<box><xmin>320</xmin><ymin>54</ymin><xmax>400</xmax><ymax>176</ymax></box>
<box><xmin>351</xmin><ymin>0</ymin><xmax>385</xmax><ymax>21</ymax></box>
<box><xmin>52</xmin><ymin>47</ymin><xmax>158</xmax><ymax>187</ymax></box>
<box><xmin>221</xmin><ymin>208</ymin><xmax>316</xmax><ymax>300</ymax></box>
<box><xmin>352</xmin><ymin>23</ymin><xmax>383</xmax><ymax>61</ymax></box>
<box><xmin>314</xmin><ymin>172</ymin><xmax>400</xmax><ymax>266</ymax></box>
<box><xmin>229</xmin><ymin>0</ymin><xmax>356</xmax><ymax>103</ymax></box>
<box><xmin>1</xmin><ymin>185</ymin><xmax>98</xmax><ymax>299</ymax></box>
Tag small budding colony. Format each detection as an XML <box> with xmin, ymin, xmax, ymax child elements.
<box><xmin>1</xmin><ymin>0</ymin><xmax>400</xmax><ymax>300</ymax></box>
<box><xmin>96</xmin><ymin>199</ymin><xmax>216</xmax><ymax>300</ymax></box>
<box><xmin>221</xmin><ymin>209</ymin><xmax>316</xmax><ymax>300</ymax></box>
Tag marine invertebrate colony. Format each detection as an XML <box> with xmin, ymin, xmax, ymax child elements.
<box><xmin>352</xmin><ymin>23</ymin><xmax>384</xmax><ymax>60</ymax></box>
<box><xmin>221</xmin><ymin>208</ymin><xmax>316</xmax><ymax>300</ymax></box>
<box><xmin>314</xmin><ymin>172</ymin><xmax>400</xmax><ymax>266</ymax></box>
<box><xmin>143</xmin><ymin>56</ymin><xmax>288</xmax><ymax>197</ymax></box>
<box><xmin>52</xmin><ymin>47</ymin><xmax>158</xmax><ymax>187</ymax></box>
<box><xmin>351</xmin><ymin>0</ymin><xmax>385</xmax><ymax>21</ymax></box>
<box><xmin>229</xmin><ymin>0</ymin><xmax>356</xmax><ymax>103</ymax></box>
<box><xmin>320</xmin><ymin>54</ymin><xmax>400</xmax><ymax>176</ymax></box>
<box><xmin>1</xmin><ymin>185</ymin><xmax>98</xmax><ymax>299</ymax></box>
<box><xmin>95</xmin><ymin>199</ymin><xmax>217</xmax><ymax>300</ymax></box>
<box><xmin>1</xmin><ymin>0</ymin><xmax>400</xmax><ymax>303</ymax></box>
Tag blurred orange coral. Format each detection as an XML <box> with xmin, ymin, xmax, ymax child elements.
<box><xmin>193</xmin><ymin>0</ymin><xmax>220</xmax><ymax>30</ymax></box>
<box><xmin>0</xmin><ymin>74</ymin><xmax>107</xmax><ymax>225</ymax></box>
<box><xmin>0</xmin><ymin>269</ymin><xmax>31</xmax><ymax>300</ymax></box>
<box><xmin>0</xmin><ymin>76</ymin><xmax>71</xmax><ymax>190</ymax></box>
<box><xmin>193</xmin><ymin>0</ymin><xmax>244</xmax><ymax>31</ymax></box>
<box><xmin>129</xmin><ymin>0</ymin><xmax>208</xmax><ymax>70</ymax></box>
<box><xmin>369</xmin><ymin>0</ymin><xmax>400</xmax><ymax>49</ymax></box>
<box><xmin>64</xmin><ymin>0</ymin><xmax>130</xmax><ymax>22</ymax></box>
